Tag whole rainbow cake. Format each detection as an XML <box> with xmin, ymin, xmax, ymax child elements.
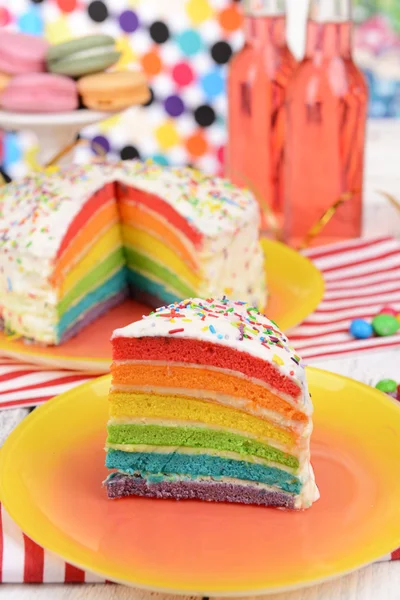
<box><xmin>105</xmin><ymin>297</ymin><xmax>319</xmax><ymax>509</ymax></box>
<box><xmin>0</xmin><ymin>161</ymin><xmax>266</xmax><ymax>345</ymax></box>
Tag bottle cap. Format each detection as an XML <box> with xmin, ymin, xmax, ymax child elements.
<box><xmin>244</xmin><ymin>0</ymin><xmax>285</xmax><ymax>17</ymax></box>
<box><xmin>309</xmin><ymin>0</ymin><xmax>351</xmax><ymax>23</ymax></box>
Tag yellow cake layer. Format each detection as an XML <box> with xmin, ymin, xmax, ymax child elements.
<box><xmin>108</xmin><ymin>392</ymin><xmax>295</xmax><ymax>447</ymax></box>
<box><xmin>119</xmin><ymin>201</ymin><xmax>198</xmax><ymax>270</ymax></box>
<box><xmin>59</xmin><ymin>224</ymin><xmax>122</xmax><ymax>299</ymax></box>
<box><xmin>122</xmin><ymin>224</ymin><xmax>200</xmax><ymax>290</ymax></box>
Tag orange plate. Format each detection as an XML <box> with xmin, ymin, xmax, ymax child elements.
<box><xmin>0</xmin><ymin>240</ymin><xmax>324</xmax><ymax>371</ymax></box>
<box><xmin>0</xmin><ymin>368</ymin><xmax>400</xmax><ymax>595</ymax></box>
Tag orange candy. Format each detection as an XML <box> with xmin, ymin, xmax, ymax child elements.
<box><xmin>141</xmin><ymin>50</ymin><xmax>162</xmax><ymax>76</ymax></box>
<box><xmin>218</xmin><ymin>5</ymin><xmax>243</xmax><ymax>32</ymax></box>
<box><xmin>186</xmin><ymin>131</ymin><xmax>207</xmax><ymax>157</ymax></box>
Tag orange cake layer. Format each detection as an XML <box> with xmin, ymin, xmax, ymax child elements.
<box><xmin>111</xmin><ymin>363</ymin><xmax>307</xmax><ymax>423</ymax></box>
<box><xmin>119</xmin><ymin>201</ymin><xmax>198</xmax><ymax>271</ymax></box>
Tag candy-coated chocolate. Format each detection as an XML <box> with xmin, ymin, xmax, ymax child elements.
<box><xmin>379</xmin><ymin>306</ymin><xmax>398</xmax><ymax>316</ymax></box>
<box><xmin>375</xmin><ymin>379</ymin><xmax>398</xmax><ymax>394</ymax></box>
<box><xmin>349</xmin><ymin>319</ymin><xmax>373</xmax><ymax>339</ymax></box>
<box><xmin>371</xmin><ymin>314</ymin><xmax>400</xmax><ymax>337</ymax></box>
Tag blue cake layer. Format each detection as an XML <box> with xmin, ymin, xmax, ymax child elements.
<box><xmin>106</xmin><ymin>450</ymin><xmax>301</xmax><ymax>494</ymax></box>
<box><xmin>57</xmin><ymin>268</ymin><xmax>128</xmax><ymax>339</ymax></box>
<box><xmin>127</xmin><ymin>269</ymin><xmax>181</xmax><ymax>306</ymax></box>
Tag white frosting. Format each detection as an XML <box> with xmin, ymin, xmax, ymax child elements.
<box><xmin>0</xmin><ymin>160</ymin><xmax>261</xmax><ymax>259</ymax></box>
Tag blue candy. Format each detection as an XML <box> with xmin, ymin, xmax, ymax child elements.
<box><xmin>349</xmin><ymin>319</ymin><xmax>373</xmax><ymax>339</ymax></box>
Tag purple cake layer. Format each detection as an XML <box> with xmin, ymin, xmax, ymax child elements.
<box><xmin>59</xmin><ymin>289</ymin><xmax>128</xmax><ymax>344</ymax></box>
<box><xmin>128</xmin><ymin>287</ymin><xmax>165</xmax><ymax>310</ymax></box>
<box><xmin>106</xmin><ymin>474</ymin><xmax>295</xmax><ymax>509</ymax></box>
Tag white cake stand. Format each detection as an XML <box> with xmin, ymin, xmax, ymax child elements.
<box><xmin>0</xmin><ymin>109</ymin><xmax>114</xmax><ymax>167</ymax></box>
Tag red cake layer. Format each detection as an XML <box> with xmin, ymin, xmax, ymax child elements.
<box><xmin>112</xmin><ymin>337</ymin><xmax>301</xmax><ymax>399</ymax></box>
<box><xmin>57</xmin><ymin>182</ymin><xmax>116</xmax><ymax>258</ymax></box>
<box><xmin>120</xmin><ymin>186</ymin><xmax>203</xmax><ymax>248</ymax></box>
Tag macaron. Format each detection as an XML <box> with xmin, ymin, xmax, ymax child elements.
<box><xmin>0</xmin><ymin>31</ymin><xmax>48</xmax><ymax>75</ymax></box>
<box><xmin>47</xmin><ymin>35</ymin><xmax>121</xmax><ymax>77</ymax></box>
<box><xmin>1</xmin><ymin>73</ymin><xmax>78</xmax><ymax>113</ymax></box>
<box><xmin>0</xmin><ymin>73</ymin><xmax>11</xmax><ymax>95</ymax></box>
<box><xmin>77</xmin><ymin>71</ymin><xmax>150</xmax><ymax>111</ymax></box>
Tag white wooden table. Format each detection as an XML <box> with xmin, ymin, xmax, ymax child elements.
<box><xmin>0</xmin><ymin>559</ymin><xmax>399</xmax><ymax>598</ymax></box>
<box><xmin>1</xmin><ymin>120</ymin><xmax>399</xmax><ymax>598</ymax></box>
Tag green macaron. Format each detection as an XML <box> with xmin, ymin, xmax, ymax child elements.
<box><xmin>46</xmin><ymin>34</ymin><xmax>121</xmax><ymax>77</ymax></box>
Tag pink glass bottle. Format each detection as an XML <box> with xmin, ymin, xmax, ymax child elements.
<box><xmin>227</xmin><ymin>0</ymin><xmax>297</xmax><ymax>229</ymax></box>
<box><xmin>284</xmin><ymin>0</ymin><xmax>368</xmax><ymax>247</ymax></box>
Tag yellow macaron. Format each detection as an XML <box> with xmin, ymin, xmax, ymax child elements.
<box><xmin>77</xmin><ymin>71</ymin><xmax>150</xmax><ymax>111</ymax></box>
<box><xmin>0</xmin><ymin>73</ymin><xmax>11</xmax><ymax>95</ymax></box>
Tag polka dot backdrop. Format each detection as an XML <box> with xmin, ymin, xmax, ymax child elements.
<box><xmin>0</xmin><ymin>0</ymin><xmax>245</xmax><ymax>178</ymax></box>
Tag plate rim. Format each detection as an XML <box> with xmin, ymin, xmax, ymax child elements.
<box><xmin>0</xmin><ymin>240</ymin><xmax>324</xmax><ymax>372</ymax></box>
<box><xmin>1</xmin><ymin>367</ymin><xmax>400</xmax><ymax>596</ymax></box>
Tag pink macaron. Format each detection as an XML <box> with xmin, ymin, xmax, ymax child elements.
<box><xmin>0</xmin><ymin>31</ymin><xmax>49</xmax><ymax>75</ymax></box>
<box><xmin>1</xmin><ymin>73</ymin><xmax>79</xmax><ymax>113</ymax></box>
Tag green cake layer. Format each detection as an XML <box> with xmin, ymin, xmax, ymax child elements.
<box><xmin>107</xmin><ymin>424</ymin><xmax>299</xmax><ymax>469</ymax></box>
<box><xmin>124</xmin><ymin>246</ymin><xmax>195</xmax><ymax>299</ymax></box>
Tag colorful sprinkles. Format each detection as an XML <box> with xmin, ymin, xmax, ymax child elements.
<box><xmin>147</xmin><ymin>297</ymin><xmax>303</xmax><ymax>371</ymax></box>
<box><xmin>0</xmin><ymin>161</ymin><xmax>258</xmax><ymax>260</ymax></box>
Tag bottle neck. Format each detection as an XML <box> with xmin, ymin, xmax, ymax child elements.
<box><xmin>243</xmin><ymin>0</ymin><xmax>287</xmax><ymax>47</ymax></box>
<box><xmin>243</xmin><ymin>0</ymin><xmax>285</xmax><ymax>18</ymax></box>
<box><xmin>305</xmin><ymin>0</ymin><xmax>352</xmax><ymax>58</ymax></box>
<box><xmin>244</xmin><ymin>14</ymin><xmax>287</xmax><ymax>47</ymax></box>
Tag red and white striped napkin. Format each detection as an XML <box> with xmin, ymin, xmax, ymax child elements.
<box><xmin>291</xmin><ymin>236</ymin><xmax>400</xmax><ymax>361</ymax></box>
<box><xmin>0</xmin><ymin>356</ymin><xmax>95</xmax><ymax>410</ymax></box>
<box><xmin>0</xmin><ymin>505</ymin><xmax>105</xmax><ymax>583</ymax></box>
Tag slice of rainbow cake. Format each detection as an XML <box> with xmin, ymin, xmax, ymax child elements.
<box><xmin>105</xmin><ymin>298</ymin><xmax>319</xmax><ymax>509</ymax></box>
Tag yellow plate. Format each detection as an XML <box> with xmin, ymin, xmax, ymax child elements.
<box><xmin>0</xmin><ymin>368</ymin><xmax>399</xmax><ymax>596</ymax></box>
<box><xmin>0</xmin><ymin>240</ymin><xmax>323</xmax><ymax>372</ymax></box>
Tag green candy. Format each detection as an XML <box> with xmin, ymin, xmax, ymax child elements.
<box><xmin>375</xmin><ymin>379</ymin><xmax>398</xmax><ymax>393</ymax></box>
<box><xmin>372</xmin><ymin>314</ymin><xmax>400</xmax><ymax>337</ymax></box>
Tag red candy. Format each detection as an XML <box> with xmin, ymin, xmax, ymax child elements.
<box><xmin>379</xmin><ymin>306</ymin><xmax>398</xmax><ymax>316</ymax></box>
